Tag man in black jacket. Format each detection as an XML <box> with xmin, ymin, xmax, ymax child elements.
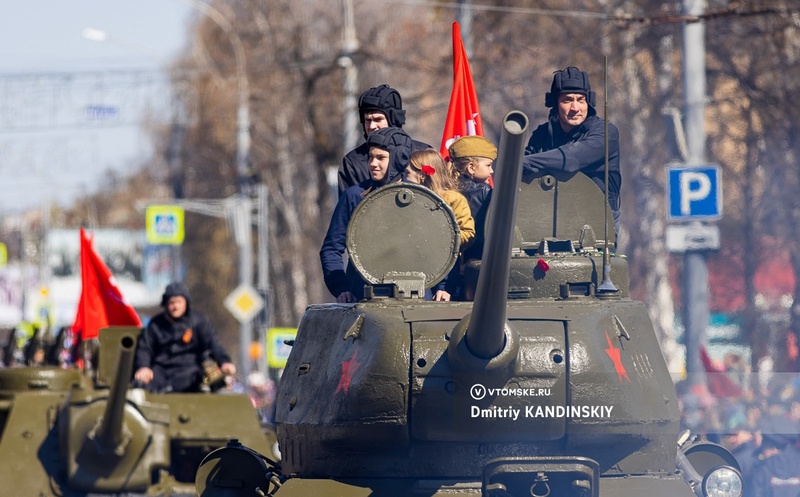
<box><xmin>523</xmin><ymin>67</ymin><xmax>621</xmax><ymax>227</ymax></box>
<box><xmin>133</xmin><ymin>282</ymin><xmax>235</xmax><ymax>392</ymax></box>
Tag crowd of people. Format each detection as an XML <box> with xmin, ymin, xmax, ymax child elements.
<box><xmin>678</xmin><ymin>358</ymin><xmax>800</xmax><ymax>496</ymax></box>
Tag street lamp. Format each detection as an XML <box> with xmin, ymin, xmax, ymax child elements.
<box><xmin>180</xmin><ymin>0</ymin><xmax>256</xmax><ymax>379</ymax></box>
<box><xmin>179</xmin><ymin>0</ymin><xmax>250</xmax><ymax>191</ymax></box>
<box><xmin>81</xmin><ymin>27</ymin><xmax>164</xmax><ymax>62</ymax></box>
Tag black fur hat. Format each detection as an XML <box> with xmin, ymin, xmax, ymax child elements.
<box><xmin>358</xmin><ymin>84</ymin><xmax>407</xmax><ymax>129</ymax></box>
<box><xmin>545</xmin><ymin>67</ymin><xmax>597</xmax><ymax>108</ymax></box>
<box><xmin>366</xmin><ymin>127</ymin><xmax>412</xmax><ymax>181</ymax></box>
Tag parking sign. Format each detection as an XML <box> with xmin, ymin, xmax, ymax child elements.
<box><xmin>667</xmin><ymin>165</ymin><xmax>722</xmax><ymax>220</ymax></box>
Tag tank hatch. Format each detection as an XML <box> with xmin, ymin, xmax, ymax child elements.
<box><xmin>516</xmin><ymin>172</ymin><xmax>615</xmax><ymax>251</ymax></box>
<box><xmin>347</xmin><ymin>182</ymin><xmax>460</xmax><ymax>299</ymax></box>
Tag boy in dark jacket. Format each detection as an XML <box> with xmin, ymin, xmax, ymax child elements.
<box><xmin>321</xmin><ymin>127</ymin><xmax>413</xmax><ymax>302</ymax></box>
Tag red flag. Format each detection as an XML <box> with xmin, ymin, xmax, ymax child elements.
<box><xmin>72</xmin><ymin>228</ymin><xmax>141</xmax><ymax>340</ymax></box>
<box><xmin>440</xmin><ymin>21</ymin><xmax>484</xmax><ymax>162</ymax></box>
<box><xmin>699</xmin><ymin>346</ymin><xmax>743</xmax><ymax>398</ymax></box>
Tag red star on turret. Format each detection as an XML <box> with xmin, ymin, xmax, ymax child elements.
<box><xmin>604</xmin><ymin>331</ymin><xmax>631</xmax><ymax>383</ymax></box>
<box><xmin>335</xmin><ymin>347</ymin><xmax>361</xmax><ymax>395</ymax></box>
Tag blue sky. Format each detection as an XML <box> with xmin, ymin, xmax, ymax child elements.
<box><xmin>0</xmin><ymin>0</ymin><xmax>194</xmax><ymax>213</ymax></box>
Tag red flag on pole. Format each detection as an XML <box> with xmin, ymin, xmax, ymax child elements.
<box><xmin>72</xmin><ymin>228</ymin><xmax>141</xmax><ymax>340</ymax></box>
<box><xmin>440</xmin><ymin>21</ymin><xmax>484</xmax><ymax>162</ymax></box>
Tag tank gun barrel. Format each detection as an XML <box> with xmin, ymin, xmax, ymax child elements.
<box><xmin>465</xmin><ymin>111</ymin><xmax>529</xmax><ymax>359</ymax></box>
<box><xmin>93</xmin><ymin>333</ymin><xmax>136</xmax><ymax>451</ymax></box>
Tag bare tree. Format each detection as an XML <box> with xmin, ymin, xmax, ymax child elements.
<box><xmin>704</xmin><ymin>0</ymin><xmax>800</xmax><ymax>374</ymax></box>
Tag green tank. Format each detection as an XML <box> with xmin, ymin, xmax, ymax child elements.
<box><xmin>0</xmin><ymin>326</ymin><xmax>277</xmax><ymax>496</ymax></box>
<box><xmin>195</xmin><ymin>111</ymin><xmax>741</xmax><ymax>497</ymax></box>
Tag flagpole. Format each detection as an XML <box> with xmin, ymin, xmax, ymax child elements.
<box><xmin>456</xmin><ymin>0</ymin><xmax>473</xmax><ymax>57</ymax></box>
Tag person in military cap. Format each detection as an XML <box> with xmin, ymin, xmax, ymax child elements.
<box><xmin>321</xmin><ymin>127</ymin><xmax>414</xmax><ymax>302</ymax></box>
<box><xmin>133</xmin><ymin>282</ymin><xmax>236</xmax><ymax>392</ymax></box>
<box><xmin>446</xmin><ymin>135</ymin><xmax>498</xmax><ymax>300</ymax></box>
<box><xmin>449</xmin><ymin>135</ymin><xmax>497</xmax><ymax>260</ymax></box>
<box><xmin>338</xmin><ymin>84</ymin><xmax>431</xmax><ymax>194</ymax></box>
<box><xmin>523</xmin><ymin>67</ymin><xmax>621</xmax><ymax>227</ymax></box>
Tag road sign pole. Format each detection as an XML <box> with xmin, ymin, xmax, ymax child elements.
<box><xmin>681</xmin><ymin>0</ymin><xmax>711</xmax><ymax>389</ymax></box>
<box><xmin>236</xmin><ymin>197</ymin><xmax>254</xmax><ymax>380</ymax></box>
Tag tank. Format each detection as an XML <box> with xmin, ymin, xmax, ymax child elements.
<box><xmin>195</xmin><ymin>111</ymin><xmax>741</xmax><ymax>497</ymax></box>
<box><xmin>0</xmin><ymin>326</ymin><xmax>277</xmax><ymax>496</ymax></box>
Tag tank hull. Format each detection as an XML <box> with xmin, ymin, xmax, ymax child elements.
<box><xmin>276</xmin><ymin>298</ymin><xmax>681</xmax><ymax>484</ymax></box>
<box><xmin>269</xmin><ymin>474</ymin><xmax>696</xmax><ymax>497</ymax></box>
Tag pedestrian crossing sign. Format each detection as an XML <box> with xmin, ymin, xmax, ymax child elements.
<box><xmin>146</xmin><ymin>205</ymin><xmax>185</xmax><ymax>245</ymax></box>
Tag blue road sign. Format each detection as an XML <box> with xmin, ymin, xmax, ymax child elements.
<box><xmin>146</xmin><ymin>205</ymin><xmax>185</xmax><ymax>245</ymax></box>
<box><xmin>667</xmin><ymin>165</ymin><xmax>722</xmax><ymax>220</ymax></box>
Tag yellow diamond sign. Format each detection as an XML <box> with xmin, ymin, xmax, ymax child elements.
<box><xmin>224</xmin><ymin>284</ymin><xmax>264</xmax><ymax>323</ymax></box>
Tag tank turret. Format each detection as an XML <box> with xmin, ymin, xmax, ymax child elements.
<box><xmin>0</xmin><ymin>326</ymin><xmax>277</xmax><ymax>496</ymax></box>
<box><xmin>196</xmin><ymin>111</ymin><xmax>741</xmax><ymax>497</ymax></box>
<box><xmin>58</xmin><ymin>329</ymin><xmax>170</xmax><ymax>492</ymax></box>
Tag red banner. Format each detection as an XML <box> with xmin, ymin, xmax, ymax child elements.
<box><xmin>72</xmin><ymin>228</ymin><xmax>141</xmax><ymax>340</ymax></box>
<box><xmin>439</xmin><ymin>21</ymin><xmax>484</xmax><ymax>161</ymax></box>
<box><xmin>699</xmin><ymin>346</ymin><xmax>743</xmax><ymax>398</ymax></box>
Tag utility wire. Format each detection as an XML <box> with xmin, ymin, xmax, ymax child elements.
<box><xmin>381</xmin><ymin>0</ymin><xmax>800</xmax><ymax>26</ymax></box>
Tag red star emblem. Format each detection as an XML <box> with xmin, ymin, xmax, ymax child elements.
<box><xmin>604</xmin><ymin>331</ymin><xmax>631</xmax><ymax>383</ymax></box>
<box><xmin>335</xmin><ymin>347</ymin><xmax>361</xmax><ymax>395</ymax></box>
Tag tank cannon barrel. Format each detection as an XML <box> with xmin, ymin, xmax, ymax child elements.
<box><xmin>464</xmin><ymin>110</ymin><xmax>529</xmax><ymax>359</ymax></box>
<box><xmin>93</xmin><ymin>333</ymin><xmax>136</xmax><ymax>451</ymax></box>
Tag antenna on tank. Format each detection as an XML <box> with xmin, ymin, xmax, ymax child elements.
<box><xmin>598</xmin><ymin>55</ymin><xmax>618</xmax><ymax>294</ymax></box>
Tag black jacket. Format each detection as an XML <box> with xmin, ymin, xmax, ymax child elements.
<box><xmin>458</xmin><ymin>178</ymin><xmax>492</xmax><ymax>263</ymax></box>
<box><xmin>748</xmin><ymin>446</ymin><xmax>800</xmax><ymax>497</ymax></box>
<box><xmin>320</xmin><ymin>179</ymin><xmax>374</xmax><ymax>299</ymax></box>
<box><xmin>440</xmin><ymin>178</ymin><xmax>491</xmax><ymax>299</ymax></box>
<box><xmin>134</xmin><ymin>309</ymin><xmax>231</xmax><ymax>392</ymax></box>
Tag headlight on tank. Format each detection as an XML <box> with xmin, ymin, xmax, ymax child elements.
<box><xmin>702</xmin><ymin>465</ymin><xmax>743</xmax><ymax>497</ymax></box>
